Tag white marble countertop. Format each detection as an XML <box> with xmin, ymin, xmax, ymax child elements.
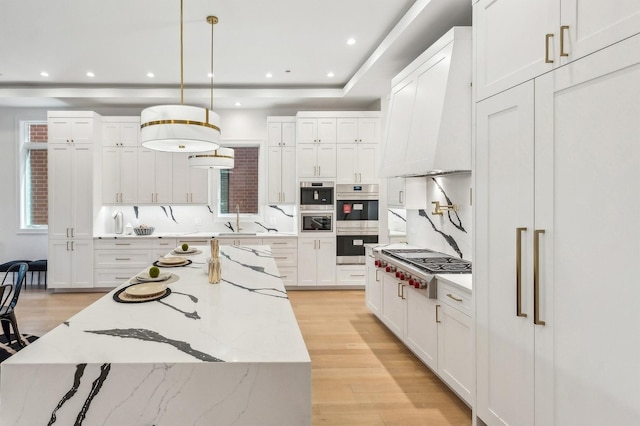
<box><xmin>6</xmin><ymin>245</ymin><xmax>309</xmax><ymax>364</ymax></box>
<box><xmin>94</xmin><ymin>232</ymin><xmax>298</xmax><ymax>239</ymax></box>
<box><xmin>1</xmin><ymin>245</ymin><xmax>311</xmax><ymax>425</ymax></box>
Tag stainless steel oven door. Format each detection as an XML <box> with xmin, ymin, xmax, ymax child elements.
<box><xmin>336</xmin><ymin>230</ymin><xmax>378</xmax><ymax>264</ymax></box>
<box><xmin>300</xmin><ymin>213</ymin><xmax>333</xmax><ymax>233</ymax></box>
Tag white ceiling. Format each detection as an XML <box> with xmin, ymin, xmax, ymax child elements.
<box><xmin>0</xmin><ymin>0</ymin><xmax>471</xmax><ymax>112</ymax></box>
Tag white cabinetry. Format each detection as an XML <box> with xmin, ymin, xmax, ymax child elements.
<box><xmin>267</xmin><ymin>117</ymin><xmax>296</xmax><ymax>204</ymax></box>
<box><xmin>264</xmin><ymin>237</ymin><xmax>298</xmax><ymax>287</ymax></box>
<box><xmin>336</xmin><ymin>118</ymin><xmax>380</xmax><ymax>144</ymax></box>
<box><xmin>102</xmin><ymin>118</ymin><xmax>140</xmax><ymax>147</ymax></box>
<box><xmin>297</xmin><ymin>237</ymin><xmax>336</xmax><ymax>286</ymax></box>
<box><xmin>475</xmin><ymin>33</ymin><xmax>640</xmax><ymax>425</ymax></box>
<box><xmin>172</xmin><ymin>153</ymin><xmax>209</xmax><ymax>204</ymax></box>
<box><xmin>296</xmin><ymin>117</ymin><xmax>336</xmax><ymax>144</ymax></box>
<box><xmin>137</xmin><ymin>148</ymin><xmax>173</xmax><ymax>204</ymax></box>
<box><xmin>387</xmin><ymin>177</ymin><xmax>406</xmax><ymax>208</ymax></box>
<box><xmin>216</xmin><ymin>237</ymin><xmax>263</xmax><ymax>247</ymax></box>
<box><xmin>365</xmin><ymin>248</ymin><xmax>382</xmax><ymax>316</ymax></box>
<box><xmin>336</xmin><ymin>143</ymin><xmax>378</xmax><ymax>184</ymax></box>
<box><xmin>102</xmin><ymin>146</ymin><xmax>137</xmax><ymax>204</ymax></box>
<box><xmin>474</xmin><ymin>0</ymin><xmax>640</xmax><ymax>101</ymax></box>
<box><xmin>47</xmin><ymin>112</ymin><xmax>99</xmax><ymax>289</ymax></box>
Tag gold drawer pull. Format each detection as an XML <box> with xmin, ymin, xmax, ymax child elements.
<box><xmin>545</xmin><ymin>33</ymin><xmax>554</xmax><ymax>63</ymax></box>
<box><xmin>446</xmin><ymin>293</ymin><xmax>463</xmax><ymax>302</ymax></box>
<box><xmin>516</xmin><ymin>227</ymin><xmax>528</xmax><ymax>318</ymax></box>
<box><xmin>534</xmin><ymin>229</ymin><xmax>546</xmax><ymax>326</ymax></box>
<box><xmin>560</xmin><ymin>25</ymin><xmax>569</xmax><ymax>57</ymax></box>
<box><xmin>115</xmin><ymin>258</ymin><xmax>131</xmax><ymax>261</ymax></box>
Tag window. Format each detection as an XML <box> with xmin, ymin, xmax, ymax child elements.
<box><xmin>218</xmin><ymin>146</ymin><xmax>260</xmax><ymax>215</ymax></box>
<box><xmin>19</xmin><ymin>121</ymin><xmax>48</xmax><ymax>230</ymax></box>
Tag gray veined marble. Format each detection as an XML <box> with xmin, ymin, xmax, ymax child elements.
<box><xmin>0</xmin><ymin>245</ymin><xmax>311</xmax><ymax>425</ymax></box>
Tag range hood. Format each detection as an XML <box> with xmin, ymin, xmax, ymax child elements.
<box><xmin>379</xmin><ymin>27</ymin><xmax>471</xmax><ymax>178</ymax></box>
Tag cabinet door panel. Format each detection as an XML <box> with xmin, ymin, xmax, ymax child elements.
<box><xmin>189</xmin><ymin>166</ymin><xmax>209</xmax><ymax>204</ymax></box>
<box><xmin>315</xmin><ymin>238</ymin><xmax>336</xmax><ymax>286</ymax></box>
<box><xmin>48</xmin><ymin>146</ymin><xmax>73</xmax><ymax>238</ymax></box>
<box><xmin>474</xmin><ymin>0</ymin><xmax>558</xmax><ymax>101</ymax></box>
<box><xmin>119</xmin><ymin>122</ymin><xmax>140</xmax><ymax>146</ymax></box>
<box><xmin>316</xmin><ymin>145</ymin><xmax>336</xmax><ymax>177</ymax></box>
<box><xmin>381</xmin><ymin>273</ymin><xmax>404</xmax><ymax>339</ymax></box>
<box><xmin>267</xmin><ymin>147</ymin><xmax>282</xmax><ymax>204</ymax></box>
<box><xmin>336</xmin><ymin>145</ymin><xmax>358</xmax><ymax>183</ymax></box>
<box><xmin>281</xmin><ymin>146</ymin><xmax>296</xmax><ymax>204</ymax></box>
<box><xmin>317</xmin><ymin>118</ymin><xmax>336</xmax><ymax>143</ymax></box>
<box><xmin>405</xmin><ymin>289</ymin><xmax>438</xmax><ymax>371</ymax></box>
<box><xmin>72</xmin><ymin>146</ymin><xmax>94</xmax><ymax>238</ymax></box>
<box><xmin>172</xmin><ymin>153</ymin><xmax>190</xmax><ymax>204</ymax></box>
<box><xmin>380</xmin><ymin>78</ymin><xmax>416</xmax><ymax>177</ymax></box>
<box><xmin>281</xmin><ymin>122</ymin><xmax>296</xmax><ymax>146</ymax></box>
<box><xmin>70</xmin><ymin>119</ymin><xmax>94</xmax><ymax>143</ymax></box>
<box><xmin>48</xmin><ymin>240</ymin><xmax>72</xmax><ymax>288</ymax></box>
<box><xmin>297</xmin><ymin>239</ymin><xmax>318</xmax><ymax>286</ymax></box>
<box><xmin>365</xmin><ymin>265</ymin><xmax>382</xmax><ymax>316</ymax></box>
<box><xmin>296</xmin><ymin>145</ymin><xmax>317</xmax><ymax>178</ymax></box>
<box><xmin>534</xmin><ymin>34</ymin><xmax>640</xmax><ymax>426</ymax></box>
<box><xmin>120</xmin><ymin>148</ymin><xmax>138</xmax><ymax>204</ymax></box>
<box><xmin>137</xmin><ymin>148</ymin><xmax>155</xmax><ymax>204</ymax></box>
<box><xmin>561</xmin><ymin>0</ymin><xmax>640</xmax><ymax>64</ymax></box>
<box><xmin>357</xmin><ymin>118</ymin><xmax>380</xmax><ymax>144</ymax></box>
<box><xmin>155</xmin><ymin>152</ymin><xmax>173</xmax><ymax>203</ymax></box>
<box><xmin>437</xmin><ymin>303</ymin><xmax>472</xmax><ymax>404</ymax></box>
<box><xmin>297</xmin><ymin>119</ymin><xmax>317</xmax><ymax>144</ymax></box>
<box><xmin>357</xmin><ymin>145</ymin><xmax>378</xmax><ymax>183</ymax></box>
<box><xmin>267</xmin><ymin>122</ymin><xmax>283</xmax><ymax>146</ymax></box>
<box><xmin>102</xmin><ymin>148</ymin><xmax>120</xmax><ymax>204</ymax></box>
<box><xmin>71</xmin><ymin>239</ymin><xmax>93</xmax><ymax>288</ymax></box>
<box><xmin>475</xmin><ymin>81</ymin><xmax>535</xmax><ymax>426</ymax></box>
<box><xmin>337</xmin><ymin>118</ymin><xmax>358</xmax><ymax>143</ymax></box>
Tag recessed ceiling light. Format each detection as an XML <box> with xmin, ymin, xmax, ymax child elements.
<box><xmin>347</xmin><ymin>38</ymin><xmax>356</xmax><ymax>46</ymax></box>
<box><xmin>40</xmin><ymin>71</ymin><xmax>49</xmax><ymax>77</ymax></box>
<box><xmin>86</xmin><ymin>71</ymin><xmax>95</xmax><ymax>78</ymax></box>
<box><xmin>285</xmin><ymin>69</ymin><xmax>291</xmax><ymax>73</ymax></box>
<box><xmin>266</xmin><ymin>72</ymin><xmax>273</xmax><ymax>78</ymax></box>
<box><xmin>208</xmin><ymin>72</ymin><xmax>214</xmax><ymax>78</ymax></box>
<box><xmin>234</xmin><ymin>102</ymin><xmax>241</xmax><ymax>107</ymax></box>
<box><xmin>327</xmin><ymin>72</ymin><xmax>335</xmax><ymax>78</ymax></box>
<box><xmin>147</xmin><ymin>72</ymin><xmax>155</xmax><ymax>78</ymax></box>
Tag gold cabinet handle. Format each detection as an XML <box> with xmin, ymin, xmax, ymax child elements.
<box><xmin>399</xmin><ymin>190</ymin><xmax>404</xmax><ymax>204</ymax></box>
<box><xmin>534</xmin><ymin>229</ymin><xmax>546</xmax><ymax>326</ymax></box>
<box><xmin>446</xmin><ymin>293</ymin><xmax>463</xmax><ymax>302</ymax></box>
<box><xmin>375</xmin><ymin>269</ymin><xmax>380</xmax><ymax>281</ymax></box>
<box><xmin>560</xmin><ymin>25</ymin><xmax>569</xmax><ymax>57</ymax></box>
<box><xmin>545</xmin><ymin>33</ymin><xmax>554</xmax><ymax>63</ymax></box>
<box><xmin>436</xmin><ymin>304</ymin><xmax>441</xmax><ymax>323</ymax></box>
<box><xmin>516</xmin><ymin>227</ymin><xmax>528</xmax><ymax>318</ymax></box>
<box><xmin>397</xmin><ymin>282</ymin><xmax>403</xmax><ymax>298</ymax></box>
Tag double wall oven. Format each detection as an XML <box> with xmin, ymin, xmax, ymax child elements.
<box><xmin>336</xmin><ymin>184</ymin><xmax>379</xmax><ymax>264</ymax></box>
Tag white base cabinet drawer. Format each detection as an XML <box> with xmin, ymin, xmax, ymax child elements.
<box><xmin>94</xmin><ymin>269</ymin><xmax>141</xmax><ymax>288</ymax></box>
<box><xmin>94</xmin><ymin>239</ymin><xmax>152</xmax><ymax>250</ymax></box>
<box><xmin>264</xmin><ymin>237</ymin><xmax>297</xmax><ymax>250</ymax></box>
<box><xmin>94</xmin><ymin>250</ymin><xmax>150</xmax><ymax>268</ymax></box>
<box><xmin>336</xmin><ymin>265</ymin><xmax>366</xmax><ymax>286</ymax></box>
<box><xmin>278</xmin><ymin>266</ymin><xmax>298</xmax><ymax>287</ymax></box>
<box><xmin>271</xmin><ymin>249</ymin><xmax>297</xmax><ymax>268</ymax></box>
<box><xmin>437</xmin><ymin>280</ymin><xmax>472</xmax><ymax>317</ymax></box>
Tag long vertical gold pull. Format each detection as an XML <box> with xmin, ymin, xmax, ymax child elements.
<box><xmin>545</xmin><ymin>34</ymin><xmax>554</xmax><ymax>63</ymax></box>
<box><xmin>516</xmin><ymin>227</ymin><xmax>528</xmax><ymax>318</ymax></box>
<box><xmin>560</xmin><ymin>25</ymin><xmax>569</xmax><ymax>57</ymax></box>
<box><xmin>436</xmin><ymin>305</ymin><xmax>441</xmax><ymax>323</ymax></box>
<box><xmin>534</xmin><ymin>229</ymin><xmax>546</xmax><ymax>326</ymax></box>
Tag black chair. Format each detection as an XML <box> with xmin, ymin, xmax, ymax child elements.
<box><xmin>0</xmin><ymin>262</ymin><xmax>29</xmax><ymax>348</ymax></box>
<box><xmin>27</xmin><ymin>259</ymin><xmax>47</xmax><ymax>288</ymax></box>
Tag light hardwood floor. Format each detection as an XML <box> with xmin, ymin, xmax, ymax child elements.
<box><xmin>14</xmin><ymin>287</ymin><xmax>471</xmax><ymax>425</ymax></box>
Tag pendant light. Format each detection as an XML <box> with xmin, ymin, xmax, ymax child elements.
<box><xmin>140</xmin><ymin>1</ymin><xmax>221</xmax><ymax>153</ymax></box>
<box><xmin>189</xmin><ymin>15</ymin><xmax>234</xmax><ymax>169</ymax></box>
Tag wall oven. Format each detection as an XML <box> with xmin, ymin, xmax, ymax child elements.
<box><xmin>335</xmin><ymin>184</ymin><xmax>379</xmax><ymax>264</ymax></box>
<box><xmin>300</xmin><ymin>213</ymin><xmax>333</xmax><ymax>233</ymax></box>
<box><xmin>300</xmin><ymin>181</ymin><xmax>334</xmax><ymax>211</ymax></box>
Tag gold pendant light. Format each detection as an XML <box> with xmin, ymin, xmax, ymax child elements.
<box><xmin>190</xmin><ymin>15</ymin><xmax>234</xmax><ymax>169</ymax></box>
<box><xmin>141</xmin><ymin>1</ymin><xmax>221</xmax><ymax>153</ymax></box>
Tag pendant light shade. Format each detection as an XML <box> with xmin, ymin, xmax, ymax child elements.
<box><xmin>140</xmin><ymin>1</ymin><xmax>222</xmax><ymax>153</ymax></box>
<box><xmin>189</xmin><ymin>147</ymin><xmax>234</xmax><ymax>169</ymax></box>
<box><xmin>141</xmin><ymin>105</ymin><xmax>221</xmax><ymax>152</ymax></box>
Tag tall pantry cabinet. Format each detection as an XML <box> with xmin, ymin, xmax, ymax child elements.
<box><xmin>47</xmin><ymin>112</ymin><xmax>101</xmax><ymax>289</ymax></box>
<box><xmin>475</xmin><ymin>20</ymin><xmax>640</xmax><ymax>426</ymax></box>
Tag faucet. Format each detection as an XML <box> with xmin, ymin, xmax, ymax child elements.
<box><xmin>235</xmin><ymin>204</ymin><xmax>243</xmax><ymax>233</ymax></box>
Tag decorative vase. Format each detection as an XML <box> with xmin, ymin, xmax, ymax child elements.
<box><xmin>208</xmin><ymin>239</ymin><xmax>221</xmax><ymax>284</ymax></box>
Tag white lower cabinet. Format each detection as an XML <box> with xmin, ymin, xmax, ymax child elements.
<box><xmin>49</xmin><ymin>239</ymin><xmax>93</xmax><ymax>289</ymax></box>
<box><xmin>297</xmin><ymin>237</ymin><xmax>336</xmax><ymax>286</ymax></box>
<box><xmin>216</xmin><ymin>237</ymin><xmax>263</xmax><ymax>246</ymax></box>
<box><xmin>336</xmin><ymin>265</ymin><xmax>366</xmax><ymax>286</ymax></box>
<box><xmin>264</xmin><ymin>237</ymin><xmax>298</xmax><ymax>287</ymax></box>
<box><xmin>365</xmin><ymin>249</ymin><xmax>382</xmax><ymax>316</ymax></box>
<box><xmin>368</xmin><ymin>267</ymin><xmax>472</xmax><ymax>405</ymax></box>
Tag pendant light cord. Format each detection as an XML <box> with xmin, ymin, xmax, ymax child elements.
<box><xmin>210</xmin><ymin>17</ymin><xmax>214</xmax><ymax>111</ymax></box>
<box><xmin>180</xmin><ymin>0</ymin><xmax>184</xmax><ymax>105</ymax></box>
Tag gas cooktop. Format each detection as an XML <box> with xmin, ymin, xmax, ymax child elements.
<box><xmin>381</xmin><ymin>248</ymin><xmax>472</xmax><ymax>274</ymax></box>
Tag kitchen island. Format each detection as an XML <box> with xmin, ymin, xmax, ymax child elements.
<box><xmin>0</xmin><ymin>245</ymin><xmax>311</xmax><ymax>425</ymax></box>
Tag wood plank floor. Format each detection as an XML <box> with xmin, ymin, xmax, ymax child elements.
<box><xmin>14</xmin><ymin>287</ymin><xmax>471</xmax><ymax>425</ymax></box>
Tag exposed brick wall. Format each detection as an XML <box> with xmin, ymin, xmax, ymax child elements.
<box><xmin>225</xmin><ymin>146</ymin><xmax>259</xmax><ymax>214</ymax></box>
<box><xmin>28</xmin><ymin>123</ymin><xmax>48</xmax><ymax>225</ymax></box>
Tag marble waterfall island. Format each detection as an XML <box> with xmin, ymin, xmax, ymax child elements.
<box><xmin>0</xmin><ymin>245</ymin><xmax>311</xmax><ymax>425</ymax></box>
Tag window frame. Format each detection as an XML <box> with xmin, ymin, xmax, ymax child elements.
<box><xmin>209</xmin><ymin>139</ymin><xmax>265</xmax><ymax>223</ymax></box>
<box><xmin>18</xmin><ymin>120</ymin><xmax>48</xmax><ymax>233</ymax></box>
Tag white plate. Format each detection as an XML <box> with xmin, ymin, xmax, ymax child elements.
<box><xmin>135</xmin><ymin>272</ymin><xmax>171</xmax><ymax>282</ymax></box>
<box><xmin>157</xmin><ymin>256</ymin><xmax>187</xmax><ymax>265</ymax></box>
<box><xmin>174</xmin><ymin>246</ymin><xmax>197</xmax><ymax>254</ymax></box>
<box><xmin>124</xmin><ymin>282</ymin><xmax>167</xmax><ymax>297</ymax></box>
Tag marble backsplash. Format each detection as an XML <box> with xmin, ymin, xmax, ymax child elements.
<box><xmin>95</xmin><ymin>204</ymin><xmax>296</xmax><ymax>235</ymax></box>
<box><xmin>405</xmin><ymin>174</ymin><xmax>472</xmax><ymax>260</ymax></box>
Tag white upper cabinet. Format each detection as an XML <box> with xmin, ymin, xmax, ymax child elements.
<box><xmin>102</xmin><ymin>146</ymin><xmax>138</xmax><ymax>204</ymax></box>
<box><xmin>474</xmin><ymin>0</ymin><xmax>640</xmax><ymax>101</ymax></box>
<box><xmin>137</xmin><ymin>148</ymin><xmax>173</xmax><ymax>204</ymax></box>
<box><xmin>172</xmin><ymin>153</ymin><xmax>209</xmax><ymax>204</ymax></box>
<box><xmin>297</xmin><ymin>118</ymin><xmax>337</xmax><ymax>144</ymax></box>
<box><xmin>267</xmin><ymin>117</ymin><xmax>297</xmax><ymax>204</ymax></box>
<box><xmin>336</xmin><ymin>144</ymin><xmax>378</xmax><ymax>184</ymax></box>
<box><xmin>380</xmin><ymin>27</ymin><xmax>471</xmax><ymax>177</ymax></box>
<box><xmin>336</xmin><ymin>118</ymin><xmax>380</xmax><ymax>144</ymax></box>
<box><xmin>102</xmin><ymin>118</ymin><xmax>140</xmax><ymax>147</ymax></box>
<box><xmin>267</xmin><ymin>119</ymin><xmax>296</xmax><ymax>147</ymax></box>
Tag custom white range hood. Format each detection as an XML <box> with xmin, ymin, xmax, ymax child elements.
<box><xmin>380</xmin><ymin>27</ymin><xmax>471</xmax><ymax>178</ymax></box>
